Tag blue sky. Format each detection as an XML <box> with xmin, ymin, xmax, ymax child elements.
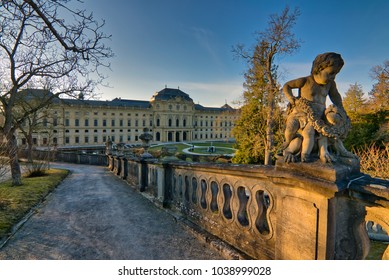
<box><xmin>88</xmin><ymin>0</ymin><xmax>389</xmax><ymax>107</ymax></box>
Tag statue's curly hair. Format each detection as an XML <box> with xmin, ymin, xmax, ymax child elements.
<box><xmin>311</xmin><ymin>52</ymin><xmax>344</xmax><ymax>75</ymax></box>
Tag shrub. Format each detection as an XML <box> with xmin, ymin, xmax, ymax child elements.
<box><xmin>353</xmin><ymin>143</ymin><xmax>389</xmax><ymax>179</ymax></box>
<box><xmin>25</xmin><ymin>160</ymin><xmax>48</xmax><ymax>178</ymax></box>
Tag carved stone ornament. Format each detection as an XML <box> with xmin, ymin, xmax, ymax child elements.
<box><xmin>279</xmin><ymin>52</ymin><xmax>359</xmax><ymax>168</ymax></box>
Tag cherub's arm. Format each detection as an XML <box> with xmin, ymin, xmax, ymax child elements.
<box><xmin>328</xmin><ymin>81</ymin><xmax>344</xmax><ymax>109</ymax></box>
<box><xmin>282</xmin><ymin>77</ymin><xmax>307</xmax><ymax>105</ymax></box>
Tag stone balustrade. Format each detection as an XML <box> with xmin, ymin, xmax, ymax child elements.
<box><xmin>31</xmin><ymin>148</ymin><xmax>388</xmax><ymax>260</ymax></box>
<box><xmin>108</xmin><ymin>155</ymin><xmax>389</xmax><ymax>260</ymax></box>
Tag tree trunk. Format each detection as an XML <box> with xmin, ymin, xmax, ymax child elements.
<box><xmin>27</xmin><ymin>134</ymin><xmax>33</xmax><ymax>163</ymax></box>
<box><xmin>264</xmin><ymin>103</ymin><xmax>275</xmax><ymax>165</ymax></box>
<box><xmin>6</xmin><ymin>133</ymin><xmax>22</xmax><ymax>186</ymax></box>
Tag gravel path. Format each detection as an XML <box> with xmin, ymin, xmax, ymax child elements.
<box><xmin>0</xmin><ymin>163</ymin><xmax>224</xmax><ymax>260</ymax></box>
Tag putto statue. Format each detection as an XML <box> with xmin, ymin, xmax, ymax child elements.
<box><xmin>281</xmin><ymin>52</ymin><xmax>357</xmax><ymax>164</ymax></box>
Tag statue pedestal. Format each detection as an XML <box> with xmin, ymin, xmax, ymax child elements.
<box><xmin>275</xmin><ymin>156</ymin><xmax>361</xmax><ymax>183</ymax></box>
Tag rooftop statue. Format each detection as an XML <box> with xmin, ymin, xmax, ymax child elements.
<box><xmin>281</xmin><ymin>52</ymin><xmax>358</xmax><ymax>164</ymax></box>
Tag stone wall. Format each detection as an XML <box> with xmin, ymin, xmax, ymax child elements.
<box><xmin>111</xmin><ymin>155</ymin><xmax>389</xmax><ymax>260</ymax></box>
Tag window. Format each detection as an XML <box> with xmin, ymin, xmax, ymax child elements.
<box><xmin>120</xmin><ymin>119</ymin><xmax>123</xmax><ymax>127</ymax></box>
<box><xmin>157</xmin><ymin>118</ymin><xmax>160</xmax><ymax>127</ymax></box>
<box><xmin>75</xmin><ymin>136</ymin><xmax>79</xmax><ymax>144</ymax></box>
<box><xmin>94</xmin><ymin>119</ymin><xmax>98</xmax><ymax>126</ymax></box>
<box><xmin>85</xmin><ymin>136</ymin><xmax>89</xmax><ymax>143</ymax></box>
<box><xmin>75</xmin><ymin>119</ymin><xmax>79</xmax><ymax>126</ymax></box>
<box><xmin>111</xmin><ymin>119</ymin><xmax>115</xmax><ymax>126</ymax></box>
<box><xmin>85</xmin><ymin>119</ymin><xmax>89</xmax><ymax>126</ymax></box>
<box><xmin>127</xmin><ymin>119</ymin><xmax>131</xmax><ymax>126</ymax></box>
<box><xmin>103</xmin><ymin>119</ymin><xmax>107</xmax><ymax>126</ymax></box>
<box><xmin>65</xmin><ymin>119</ymin><xmax>70</xmax><ymax>126</ymax></box>
<box><xmin>94</xmin><ymin>136</ymin><xmax>98</xmax><ymax>143</ymax></box>
<box><xmin>65</xmin><ymin>137</ymin><xmax>70</xmax><ymax>144</ymax></box>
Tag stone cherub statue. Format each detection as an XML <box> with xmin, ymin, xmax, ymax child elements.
<box><xmin>281</xmin><ymin>52</ymin><xmax>357</xmax><ymax>164</ymax></box>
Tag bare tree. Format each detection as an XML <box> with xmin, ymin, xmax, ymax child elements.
<box><xmin>233</xmin><ymin>6</ymin><xmax>301</xmax><ymax>165</ymax></box>
<box><xmin>0</xmin><ymin>0</ymin><xmax>113</xmax><ymax>185</ymax></box>
<box><xmin>14</xmin><ymin>89</ymin><xmax>55</xmax><ymax>162</ymax></box>
<box><xmin>369</xmin><ymin>60</ymin><xmax>389</xmax><ymax>111</ymax></box>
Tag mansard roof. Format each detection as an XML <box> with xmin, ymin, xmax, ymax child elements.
<box><xmin>110</xmin><ymin>98</ymin><xmax>151</xmax><ymax>108</ymax></box>
<box><xmin>56</xmin><ymin>97</ymin><xmax>151</xmax><ymax>109</ymax></box>
<box><xmin>22</xmin><ymin>88</ymin><xmax>235</xmax><ymax>111</ymax></box>
<box><xmin>194</xmin><ymin>103</ymin><xmax>236</xmax><ymax>113</ymax></box>
<box><xmin>151</xmin><ymin>87</ymin><xmax>194</xmax><ymax>103</ymax></box>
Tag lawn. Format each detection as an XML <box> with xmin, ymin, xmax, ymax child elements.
<box><xmin>149</xmin><ymin>141</ymin><xmax>236</xmax><ymax>154</ymax></box>
<box><xmin>188</xmin><ymin>141</ymin><xmax>235</xmax><ymax>148</ymax></box>
<box><xmin>0</xmin><ymin>168</ymin><xmax>69</xmax><ymax>239</ymax></box>
<box><xmin>190</xmin><ymin>146</ymin><xmax>235</xmax><ymax>155</ymax></box>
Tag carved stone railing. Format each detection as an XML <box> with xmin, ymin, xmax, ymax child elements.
<box><xmin>108</xmin><ymin>155</ymin><xmax>389</xmax><ymax>260</ymax></box>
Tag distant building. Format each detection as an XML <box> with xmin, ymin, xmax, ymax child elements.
<box><xmin>8</xmin><ymin>87</ymin><xmax>239</xmax><ymax>147</ymax></box>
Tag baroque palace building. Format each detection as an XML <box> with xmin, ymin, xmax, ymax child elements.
<box><xmin>10</xmin><ymin>87</ymin><xmax>239</xmax><ymax>147</ymax></box>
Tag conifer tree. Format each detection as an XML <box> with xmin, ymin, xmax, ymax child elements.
<box><xmin>232</xmin><ymin>6</ymin><xmax>300</xmax><ymax>165</ymax></box>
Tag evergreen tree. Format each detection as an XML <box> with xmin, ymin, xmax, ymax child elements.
<box><xmin>343</xmin><ymin>83</ymin><xmax>366</xmax><ymax>121</ymax></box>
<box><xmin>232</xmin><ymin>6</ymin><xmax>300</xmax><ymax>164</ymax></box>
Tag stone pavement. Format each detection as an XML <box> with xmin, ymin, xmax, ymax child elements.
<box><xmin>0</xmin><ymin>163</ymin><xmax>225</xmax><ymax>260</ymax></box>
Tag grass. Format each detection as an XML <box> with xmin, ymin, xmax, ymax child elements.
<box><xmin>191</xmin><ymin>147</ymin><xmax>235</xmax><ymax>155</ymax></box>
<box><xmin>149</xmin><ymin>141</ymin><xmax>236</xmax><ymax>154</ymax></box>
<box><xmin>0</xmin><ymin>168</ymin><xmax>69</xmax><ymax>239</ymax></box>
<box><xmin>188</xmin><ymin>142</ymin><xmax>235</xmax><ymax>148</ymax></box>
<box><xmin>149</xmin><ymin>143</ymin><xmax>190</xmax><ymax>153</ymax></box>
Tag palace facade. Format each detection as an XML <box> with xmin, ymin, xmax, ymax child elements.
<box><xmin>13</xmin><ymin>87</ymin><xmax>239</xmax><ymax>147</ymax></box>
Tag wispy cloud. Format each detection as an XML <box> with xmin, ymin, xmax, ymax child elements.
<box><xmin>187</xmin><ymin>26</ymin><xmax>224</xmax><ymax>69</ymax></box>
<box><xmin>279</xmin><ymin>62</ymin><xmax>311</xmax><ymax>83</ymax></box>
<box><xmin>180</xmin><ymin>80</ymin><xmax>244</xmax><ymax>107</ymax></box>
